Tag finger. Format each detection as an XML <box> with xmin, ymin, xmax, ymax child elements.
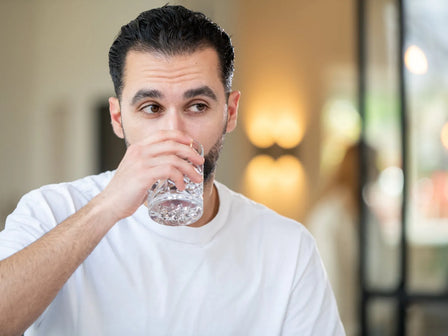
<box><xmin>118</xmin><ymin>142</ymin><xmax>202</xmax><ymax>187</ymax></box>
<box><xmin>148</xmin><ymin>165</ymin><xmax>187</xmax><ymax>191</ymax></box>
<box><xmin>141</xmin><ymin>140</ymin><xmax>204</xmax><ymax>166</ymax></box>
<box><xmin>147</xmin><ymin>155</ymin><xmax>203</xmax><ymax>184</ymax></box>
<box><xmin>139</xmin><ymin>130</ymin><xmax>194</xmax><ymax>147</ymax></box>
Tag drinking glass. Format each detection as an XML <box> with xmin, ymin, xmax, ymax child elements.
<box><xmin>147</xmin><ymin>141</ymin><xmax>203</xmax><ymax>226</ymax></box>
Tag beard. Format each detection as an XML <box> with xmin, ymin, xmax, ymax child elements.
<box><xmin>203</xmin><ymin>132</ymin><xmax>225</xmax><ymax>183</ymax></box>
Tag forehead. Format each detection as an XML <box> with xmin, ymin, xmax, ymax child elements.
<box><xmin>121</xmin><ymin>48</ymin><xmax>223</xmax><ymax>98</ymax></box>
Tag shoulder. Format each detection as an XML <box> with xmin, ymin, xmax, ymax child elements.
<box><xmin>26</xmin><ymin>171</ymin><xmax>113</xmax><ymax>202</ymax></box>
<box><xmin>40</xmin><ymin>170</ymin><xmax>114</xmax><ymax>196</ymax></box>
<box><xmin>11</xmin><ymin>171</ymin><xmax>114</xmax><ymax>224</ymax></box>
<box><xmin>215</xmin><ymin>181</ymin><xmax>314</xmax><ymax>246</ymax></box>
<box><xmin>1</xmin><ymin>171</ymin><xmax>115</xmax><ymax>258</ymax></box>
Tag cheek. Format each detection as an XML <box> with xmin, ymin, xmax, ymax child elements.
<box><xmin>121</xmin><ymin>116</ymin><xmax>153</xmax><ymax>143</ymax></box>
<box><xmin>196</xmin><ymin>124</ymin><xmax>226</xmax><ymax>155</ymax></box>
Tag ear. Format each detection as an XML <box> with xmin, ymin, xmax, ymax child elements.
<box><xmin>225</xmin><ymin>90</ymin><xmax>240</xmax><ymax>134</ymax></box>
<box><xmin>109</xmin><ymin>97</ymin><xmax>124</xmax><ymax>139</ymax></box>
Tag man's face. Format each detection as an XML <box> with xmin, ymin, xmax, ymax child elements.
<box><xmin>109</xmin><ymin>47</ymin><xmax>240</xmax><ymax>183</ymax></box>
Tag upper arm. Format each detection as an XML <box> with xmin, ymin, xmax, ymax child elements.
<box><xmin>281</xmin><ymin>234</ymin><xmax>346</xmax><ymax>336</ymax></box>
<box><xmin>0</xmin><ymin>190</ymin><xmax>58</xmax><ymax>261</ymax></box>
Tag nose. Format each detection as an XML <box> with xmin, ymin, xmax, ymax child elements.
<box><xmin>163</xmin><ymin>109</ymin><xmax>184</xmax><ymax>131</ymax></box>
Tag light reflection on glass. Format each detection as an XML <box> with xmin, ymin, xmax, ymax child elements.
<box><xmin>404</xmin><ymin>45</ymin><xmax>428</xmax><ymax>75</ymax></box>
<box><xmin>378</xmin><ymin>166</ymin><xmax>404</xmax><ymax>197</ymax></box>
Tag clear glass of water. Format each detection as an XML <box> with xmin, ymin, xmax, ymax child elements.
<box><xmin>147</xmin><ymin>141</ymin><xmax>203</xmax><ymax>226</ymax></box>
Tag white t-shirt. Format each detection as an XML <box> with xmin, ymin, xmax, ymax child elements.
<box><xmin>1</xmin><ymin>171</ymin><xmax>344</xmax><ymax>336</ymax></box>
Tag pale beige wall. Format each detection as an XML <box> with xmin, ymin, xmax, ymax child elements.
<box><xmin>0</xmin><ymin>0</ymin><xmax>37</xmax><ymax>226</ymax></box>
<box><xmin>0</xmin><ymin>0</ymin><xmax>355</xmax><ymax>227</ymax></box>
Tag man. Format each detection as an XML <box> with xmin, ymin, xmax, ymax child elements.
<box><xmin>0</xmin><ymin>5</ymin><xmax>344</xmax><ymax>335</ymax></box>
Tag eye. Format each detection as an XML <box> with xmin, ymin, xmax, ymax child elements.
<box><xmin>188</xmin><ymin>103</ymin><xmax>208</xmax><ymax>113</ymax></box>
<box><xmin>141</xmin><ymin>104</ymin><xmax>162</xmax><ymax>114</ymax></box>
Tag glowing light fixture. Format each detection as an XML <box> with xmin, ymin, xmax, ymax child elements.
<box><xmin>404</xmin><ymin>45</ymin><xmax>428</xmax><ymax>75</ymax></box>
<box><xmin>245</xmin><ymin>111</ymin><xmax>304</xmax><ymax>149</ymax></box>
<box><xmin>274</xmin><ymin>113</ymin><xmax>304</xmax><ymax>149</ymax></box>
<box><xmin>245</xmin><ymin>112</ymin><xmax>276</xmax><ymax>148</ymax></box>
<box><xmin>275</xmin><ymin>155</ymin><xmax>304</xmax><ymax>190</ymax></box>
<box><xmin>245</xmin><ymin>99</ymin><xmax>305</xmax><ymax>149</ymax></box>
<box><xmin>243</xmin><ymin>89</ymin><xmax>307</xmax><ymax>219</ymax></box>
<box><xmin>244</xmin><ymin>154</ymin><xmax>306</xmax><ymax>217</ymax></box>
<box><xmin>245</xmin><ymin>154</ymin><xmax>276</xmax><ymax>196</ymax></box>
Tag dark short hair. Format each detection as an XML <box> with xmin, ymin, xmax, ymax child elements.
<box><xmin>108</xmin><ymin>5</ymin><xmax>235</xmax><ymax>99</ymax></box>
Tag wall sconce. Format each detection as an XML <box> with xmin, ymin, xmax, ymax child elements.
<box><xmin>243</xmin><ymin>101</ymin><xmax>307</xmax><ymax>220</ymax></box>
<box><xmin>244</xmin><ymin>154</ymin><xmax>306</xmax><ymax>217</ymax></box>
<box><xmin>244</xmin><ymin>107</ymin><xmax>305</xmax><ymax>149</ymax></box>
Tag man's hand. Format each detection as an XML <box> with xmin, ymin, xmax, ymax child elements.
<box><xmin>100</xmin><ymin>130</ymin><xmax>204</xmax><ymax>221</ymax></box>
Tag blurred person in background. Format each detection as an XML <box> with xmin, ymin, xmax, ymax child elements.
<box><xmin>0</xmin><ymin>5</ymin><xmax>344</xmax><ymax>335</ymax></box>
<box><xmin>307</xmin><ymin>143</ymin><xmax>386</xmax><ymax>335</ymax></box>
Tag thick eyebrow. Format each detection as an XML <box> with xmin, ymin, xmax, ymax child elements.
<box><xmin>131</xmin><ymin>89</ymin><xmax>163</xmax><ymax>106</ymax></box>
<box><xmin>184</xmin><ymin>86</ymin><xmax>217</xmax><ymax>101</ymax></box>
